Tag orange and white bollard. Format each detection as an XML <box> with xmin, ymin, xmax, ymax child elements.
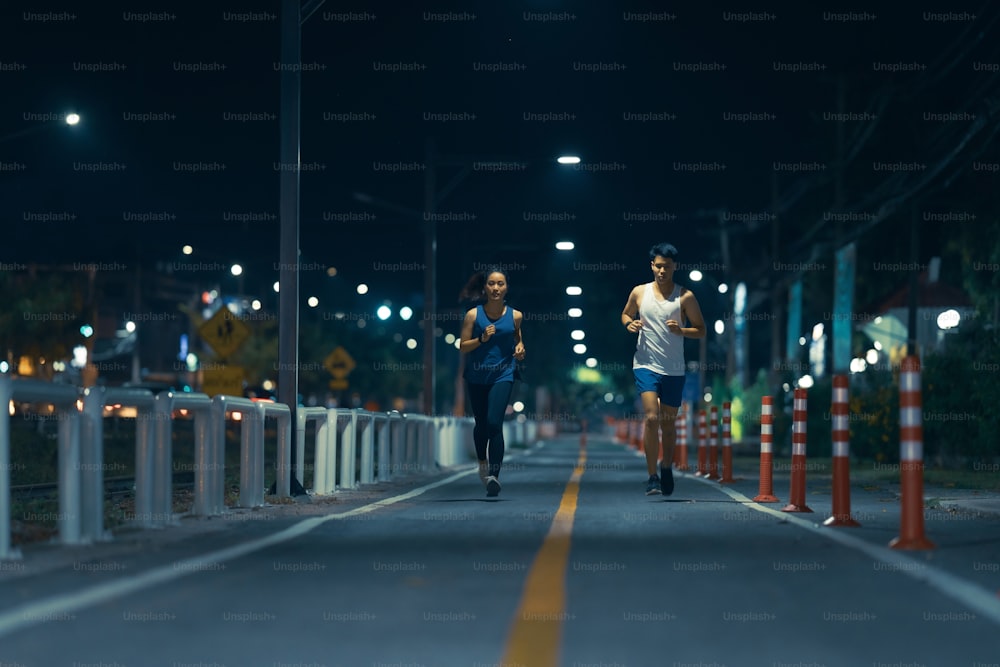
<box><xmin>696</xmin><ymin>409</ymin><xmax>708</xmax><ymax>476</ymax></box>
<box><xmin>720</xmin><ymin>401</ymin><xmax>735</xmax><ymax>483</ymax></box>
<box><xmin>630</xmin><ymin>419</ymin><xmax>642</xmax><ymax>451</ymax></box>
<box><xmin>890</xmin><ymin>356</ymin><xmax>935</xmax><ymax>550</ymax></box>
<box><xmin>675</xmin><ymin>404</ymin><xmax>689</xmax><ymax>471</ymax></box>
<box><xmin>707</xmin><ymin>405</ymin><xmax>721</xmax><ymax>480</ymax></box>
<box><xmin>754</xmin><ymin>396</ymin><xmax>779</xmax><ymax>503</ymax></box>
<box><xmin>824</xmin><ymin>375</ymin><xmax>859</xmax><ymax>527</ymax></box>
<box><xmin>782</xmin><ymin>388</ymin><xmax>813</xmax><ymax>513</ymax></box>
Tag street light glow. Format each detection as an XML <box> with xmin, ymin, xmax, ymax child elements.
<box><xmin>406</xmin><ymin>338</ymin><xmax>417</xmax><ymax>350</ymax></box>
<box><xmin>376</xmin><ymin>305</ymin><xmax>392</xmax><ymax>320</ymax></box>
<box><xmin>585</xmin><ymin>358</ymin><xmax>598</xmax><ymax>368</ymax></box>
<box><xmin>568</xmin><ymin>308</ymin><xmax>582</xmax><ymax>318</ymax></box>
<box><xmin>689</xmin><ymin>270</ymin><xmax>703</xmax><ymax>282</ymax></box>
<box><xmin>124</xmin><ymin>321</ymin><xmax>136</xmax><ymax>333</ymax></box>
<box><xmin>936</xmin><ymin>309</ymin><xmax>961</xmax><ymax>330</ymax></box>
<box><xmin>357</xmin><ymin>284</ymin><xmax>369</xmax><ymax>295</ymax></box>
<box><xmin>273</xmin><ymin>281</ymin><xmax>280</xmax><ymax>293</ymax></box>
<box><xmin>230</xmin><ymin>264</ymin><xmax>243</xmax><ymax>276</ymax></box>
<box><xmin>65</xmin><ymin>113</ymin><xmax>80</xmax><ymax>126</ymax></box>
<box><xmin>307</xmin><ymin>296</ymin><xmax>319</xmax><ymax>308</ymax></box>
<box><xmin>555</xmin><ymin>241</ymin><xmax>575</xmax><ymax>250</ymax></box>
<box><xmin>571</xmin><ymin>330</ymin><xmax>586</xmax><ymax>340</ymax></box>
<box><xmin>182</xmin><ymin>245</ymin><xmax>193</xmax><ymax>255</ymax></box>
<box><xmin>399</xmin><ymin>306</ymin><xmax>413</xmax><ymax>320</ymax></box>
<box><xmin>557</xmin><ymin>155</ymin><xmax>581</xmax><ymax>164</ymax></box>
<box><xmin>566</xmin><ymin>286</ymin><xmax>582</xmax><ymax>296</ymax></box>
<box><xmin>718</xmin><ymin>283</ymin><xmax>728</xmax><ymax>294</ymax></box>
<box><xmin>714</xmin><ymin>320</ymin><xmax>725</xmax><ymax>335</ymax></box>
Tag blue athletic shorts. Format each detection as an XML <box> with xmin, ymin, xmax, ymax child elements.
<box><xmin>634</xmin><ymin>368</ymin><xmax>685</xmax><ymax>407</ymax></box>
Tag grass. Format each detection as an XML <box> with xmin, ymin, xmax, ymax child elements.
<box><xmin>726</xmin><ymin>453</ymin><xmax>1000</xmax><ymax>492</ymax></box>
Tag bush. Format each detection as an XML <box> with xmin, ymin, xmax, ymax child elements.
<box><xmin>922</xmin><ymin>318</ymin><xmax>1000</xmax><ymax>466</ymax></box>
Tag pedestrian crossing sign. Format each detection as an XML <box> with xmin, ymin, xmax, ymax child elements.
<box><xmin>199</xmin><ymin>307</ymin><xmax>251</xmax><ymax>358</ymax></box>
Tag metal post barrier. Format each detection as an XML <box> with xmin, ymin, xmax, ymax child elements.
<box><xmin>338</xmin><ymin>409</ymin><xmax>357</xmax><ymax>490</ymax></box>
<box><xmin>257</xmin><ymin>401</ymin><xmax>292</xmax><ymax>497</ymax></box>
<box><xmin>2</xmin><ymin>378</ymin><xmax>82</xmax><ymax>558</ymax></box>
<box><xmin>211</xmin><ymin>395</ymin><xmax>265</xmax><ymax>509</ymax></box>
<box><xmin>141</xmin><ymin>392</ymin><xmax>209</xmax><ymax>528</ymax></box>
<box><xmin>5</xmin><ymin>379</ymin><xmax>87</xmax><ymax>551</ymax></box>
<box><xmin>312</xmin><ymin>409</ymin><xmax>336</xmax><ymax>495</ymax></box>
<box><xmin>358</xmin><ymin>410</ymin><xmax>375</xmax><ymax>485</ymax></box>
<box><xmin>81</xmin><ymin>386</ymin><xmax>156</xmax><ymax>542</ymax></box>
<box><xmin>437</xmin><ymin>416</ymin><xmax>452</xmax><ymax>467</ymax></box>
<box><xmin>295</xmin><ymin>407</ymin><xmax>328</xmax><ymax>491</ymax></box>
<box><xmin>403</xmin><ymin>414</ymin><xmax>421</xmax><ymax>474</ymax></box>
<box><xmin>423</xmin><ymin>416</ymin><xmax>435</xmax><ymax>471</ymax></box>
<box><xmin>376</xmin><ymin>412</ymin><xmax>393</xmax><ymax>481</ymax></box>
<box><xmin>79</xmin><ymin>385</ymin><xmax>106</xmax><ymax>544</ymax></box>
<box><xmin>391</xmin><ymin>412</ymin><xmax>407</xmax><ymax>477</ymax></box>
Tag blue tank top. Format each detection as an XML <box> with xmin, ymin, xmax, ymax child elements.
<box><xmin>464</xmin><ymin>305</ymin><xmax>516</xmax><ymax>384</ymax></box>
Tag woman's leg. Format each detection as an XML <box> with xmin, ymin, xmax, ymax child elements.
<box><xmin>485</xmin><ymin>381</ymin><xmax>514</xmax><ymax>478</ymax></box>
<box><xmin>467</xmin><ymin>383</ymin><xmax>490</xmax><ymax>462</ymax></box>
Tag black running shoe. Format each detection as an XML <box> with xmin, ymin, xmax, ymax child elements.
<box><xmin>645</xmin><ymin>475</ymin><xmax>661</xmax><ymax>496</ymax></box>
<box><xmin>660</xmin><ymin>465</ymin><xmax>674</xmax><ymax>496</ymax></box>
<box><xmin>486</xmin><ymin>476</ymin><xmax>502</xmax><ymax>497</ymax></box>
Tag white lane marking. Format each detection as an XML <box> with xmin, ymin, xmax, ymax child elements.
<box><xmin>0</xmin><ymin>469</ymin><xmax>474</xmax><ymax>638</ymax></box>
<box><xmin>684</xmin><ymin>472</ymin><xmax>1000</xmax><ymax>626</ymax></box>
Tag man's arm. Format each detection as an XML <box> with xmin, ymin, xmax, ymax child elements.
<box><xmin>621</xmin><ymin>286</ymin><xmax>642</xmax><ymax>333</ymax></box>
<box><xmin>679</xmin><ymin>290</ymin><xmax>706</xmax><ymax>339</ymax></box>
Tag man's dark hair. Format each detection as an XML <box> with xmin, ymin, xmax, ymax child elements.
<box><xmin>649</xmin><ymin>243</ymin><xmax>679</xmax><ymax>261</ymax></box>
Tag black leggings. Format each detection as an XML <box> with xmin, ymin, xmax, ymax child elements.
<box><xmin>467</xmin><ymin>381</ymin><xmax>513</xmax><ymax>478</ymax></box>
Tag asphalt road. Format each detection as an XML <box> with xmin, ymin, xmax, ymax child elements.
<box><xmin>1</xmin><ymin>435</ymin><xmax>998</xmax><ymax>667</ymax></box>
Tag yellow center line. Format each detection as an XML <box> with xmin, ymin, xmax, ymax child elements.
<box><xmin>501</xmin><ymin>449</ymin><xmax>587</xmax><ymax>667</ymax></box>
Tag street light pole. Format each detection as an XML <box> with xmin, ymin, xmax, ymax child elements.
<box><xmin>277</xmin><ymin>0</ymin><xmax>306</xmax><ymax>495</ymax></box>
<box><xmin>423</xmin><ymin>139</ymin><xmax>437</xmax><ymax>415</ymax></box>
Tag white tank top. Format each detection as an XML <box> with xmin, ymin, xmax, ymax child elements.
<box><xmin>633</xmin><ymin>282</ymin><xmax>685</xmax><ymax>376</ymax></box>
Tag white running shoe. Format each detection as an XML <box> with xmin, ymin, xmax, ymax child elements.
<box><xmin>485</xmin><ymin>476</ymin><xmax>501</xmax><ymax>497</ymax></box>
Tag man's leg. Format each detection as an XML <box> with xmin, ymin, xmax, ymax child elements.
<box><xmin>640</xmin><ymin>391</ymin><xmax>662</xmax><ymax>477</ymax></box>
<box><xmin>659</xmin><ymin>404</ymin><xmax>679</xmax><ymax>467</ymax></box>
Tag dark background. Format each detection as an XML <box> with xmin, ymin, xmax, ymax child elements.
<box><xmin>2</xmin><ymin>1</ymin><xmax>998</xmax><ymax>413</ymax></box>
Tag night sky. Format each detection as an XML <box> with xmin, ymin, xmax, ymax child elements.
<box><xmin>3</xmin><ymin>1</ymin><xmax>998</xmax><ymax>395</ymax></box>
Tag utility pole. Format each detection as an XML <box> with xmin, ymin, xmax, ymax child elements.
<box><xmin>423</xmin><ymin>138</ymin><xmax>437</xmax><ymax>416</ymax></box>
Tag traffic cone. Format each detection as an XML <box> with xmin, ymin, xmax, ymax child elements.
<box><xmin>824</xmin><ymin>375</ymin><xmax>859</xmax><ymax>527</ymax></box>
<box><xmin>782</xmin><ymin>388</ymin><xmax>812</xmax><ymax>513</ymax></box>
<box><xmin>696</xmin><ymin>409</ymin><xmax>708</xmax><ymax>476</ymax></box>
<box><xmin>707</xmin><ymin>405</ymin><xmax>721</xmax><ymax>480</ymax></box>
<box><xmin>753</xmin><ymin>396</ymin><xmax>779</xmax><ymax>503</ymax></box>
<box><xmin>890</xmin><ymin>356</ymin><xmax>935</xmax><ymax>550</ymax></box>
<box><xmin>720</xmin><ymin>401</ymin><xmax>735</xmax><ymax>483</ymax></box>
<box><xmin>676</xmin><ymin>403</ymin><xmax>689</xmax><ymax>470</ymax></box>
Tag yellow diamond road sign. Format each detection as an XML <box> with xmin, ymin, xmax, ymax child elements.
<box><xmin>199</xmin><ymin>307</ymin><xmax>251</xmax><ymax>358</ymax></box>
<box><xmin>324</xmin><ymin>346</ymin><xmax>356</xmax><ymax>383</ymax></box>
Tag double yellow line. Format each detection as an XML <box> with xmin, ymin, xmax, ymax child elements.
<box><xmin>501</xmin><ymin>449</ymin><xmax>587</xmax><ymax>667</ymax></box>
